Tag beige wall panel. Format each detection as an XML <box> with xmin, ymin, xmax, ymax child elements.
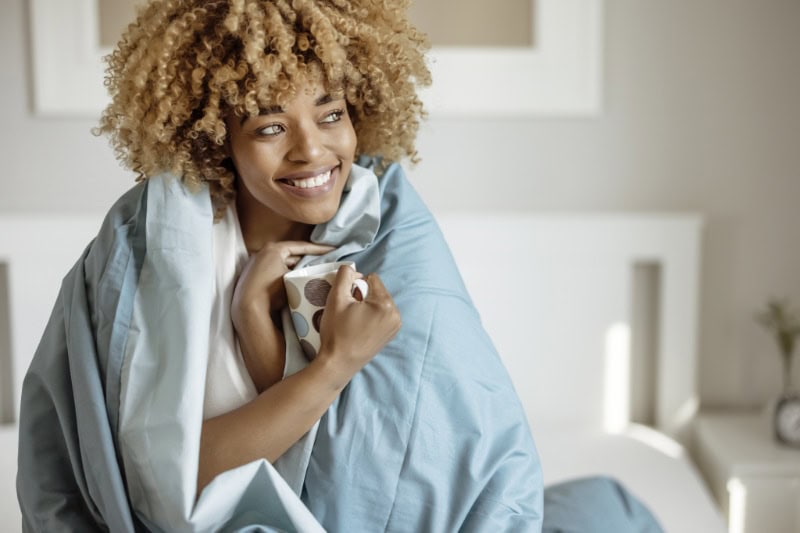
<box><xmin>409</xmin><ymin>0</ymin><xmax>533</xmax><ymax>47</ymax></box>
<box><xmin>98</xmin><ymin>0</ymin><xmax>140</xmax><ymax>47</ymax></box>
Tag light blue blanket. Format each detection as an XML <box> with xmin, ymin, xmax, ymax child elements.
<box><xmin>17</xmin><ymin>159</ymin><xmax>544</xmax><ymax>532</ymax></box>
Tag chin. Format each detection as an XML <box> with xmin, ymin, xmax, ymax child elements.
<box><xmin>298</xmin><ymin>205</ymin><xmax>340</xmax><ymax>226</ymax></box>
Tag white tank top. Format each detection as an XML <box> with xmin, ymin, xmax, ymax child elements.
<box><xmin>204</xmin><ymin>205</ymin><xmax>258</xmax><ymax>419</ymax></box>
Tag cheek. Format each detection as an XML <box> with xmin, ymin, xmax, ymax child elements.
<box><xmin>236</xmin><ymin>144</ymin><xmax>280</xmax><ymax>177</ymax></box>
<box><xmin>347</xmin><ymin>128</ymin><xmax>358</xmax><ymax>154</ymax></box>
<box><xmin>337</xmin><ymin>121</ymin><xmax>358</xmax><ymax>156</ymax></box>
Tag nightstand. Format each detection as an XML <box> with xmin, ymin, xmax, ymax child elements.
<box><xmin>692</xmin><ymin>410</ymin><xmax>800</xmax><ymax>533</ymax></box>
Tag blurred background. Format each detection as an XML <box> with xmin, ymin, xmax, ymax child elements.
<box><xmin>3</xmin><ymin>0</ymin><xmax>797</xmax><ymax>408</ymax></box>
<box><xmin>1</xmin><ymin>0</ymin><xmax>799</xmax><ymax>530</ymax></box>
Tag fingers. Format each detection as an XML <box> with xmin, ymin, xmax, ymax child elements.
<box><xmin>253</xmin><ymin>241</ymin><xmax>334</xmax><ymax>270</ymax></box>
<box><xmin>361</xmin><ymin>272</ymin><xmax>391</xmax><ymax>303</ymax></box>
<box><xmin>361</xmin><ymin>273</ymin><xmax>402</xmax><ymax>337</ymax></box>
<box><xmin>364</xmin><ymin>273</ymin><xmax>401</xmax><ymax>327</ymax></box>
<box><xmin>329</xmin><ymin>264</ymin><xmax>357</xmax><ymax>306</ymax></box>
<box><xmin>329</xmin><ymin>270</ymin><xmax>390</xmax><ymax>305</ymax></box>
<box><xmin>278</xmin><ymin>241</ymin><xmax>335</xmax><ymax>258</ymax></box>
<box><xmin>317</xmin><ymin>269</ymin><xmax>401</xmax><ymax>370</ymax></box>
<box><xmin>352</xmin><ymin>279</ymin><xmax>368</xmax><ymax>301</ymax></box>
<box><xmin>327</xmin><ymin>265</ymin><xmax>372</xmax><ymax>304</ymax></box>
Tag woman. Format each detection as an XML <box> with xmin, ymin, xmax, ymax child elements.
<box><xmin>17</xmin><ymin>1</ymin><xmax>544</xmax><ymax>531</ymax></box>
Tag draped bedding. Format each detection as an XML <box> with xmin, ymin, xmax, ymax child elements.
<box><xmin>17</xmin><ymin>160</ymin><xmax>544</xmax><ymax>532</ymax></box>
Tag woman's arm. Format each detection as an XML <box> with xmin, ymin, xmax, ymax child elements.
<box><xmin>230</xmin><ymin>241</ymin><xmax>331</xmax><ymax>392</ymax></box>
<box><xmin>232</xmin><ymin>300</ymin><xmax>286</xmax><ymax>394</ymax></box>
<box><xmin>198</xmin><ymin>266</ymin><xmax>400</xmax><ymax>494</ymax></box>
<box><xmin>198</xmin><ymin>353</ymin><xmax>344</xmax><ymax>492</ymax></box>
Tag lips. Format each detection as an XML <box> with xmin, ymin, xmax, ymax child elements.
<box><xmin>285</xmin><ymin>169</ymin><xmax>332</xmax><ymax>189</ymax></box>
<box><xmin>277</xmin><ymin>165</ymin><xmax>339</xmax><ymax>197</ymax></box>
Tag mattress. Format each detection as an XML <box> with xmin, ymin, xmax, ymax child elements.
<box><xmin>2</xmin><ymin>213</ymin><xmax>721</xmax><ymax>531</ymax></box>
<box><xmin>535</xmin><ymin>423</ymin><xmax>726</xmax><ymax>533</ymax></box>
<box><xmin>0</xmin><ymin>426</ymin><xmax>20</xmax><ymax>533</ymax></box>
<box><xmin>3</xmin><ymin>424</ymin><xmax>725</xmax><ymax>533</ymax></box>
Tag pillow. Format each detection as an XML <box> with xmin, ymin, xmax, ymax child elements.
<box><xmin>543</xmin><ymin>476</ymin><xmax>663</xmax><ymax>533</ymax></box>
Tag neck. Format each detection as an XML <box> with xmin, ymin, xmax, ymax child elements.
<box><xmin>235</xmin><ymin>187</ymin><xmax>312</xmax><ymax>254</ymax></box>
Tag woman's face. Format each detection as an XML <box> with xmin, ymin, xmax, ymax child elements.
<box><xmin>227</xmin><ymin>78</ymin><xmax>357</xmax><ymax>227</ymax></box>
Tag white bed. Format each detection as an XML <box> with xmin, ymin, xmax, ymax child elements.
<box><xmin>0</xmin><ymin>215</ymin><xmax>103</xmax><ymax>533</ymax></box>
<box><xmin>437</xmin><ymin>213</ymin><xmax>726</xmax><ymax>532</ymax></box>
<box><xmin>0</xmin><ymin>211</ymin><xmax>726</xmax><ymax>532</ymax></box>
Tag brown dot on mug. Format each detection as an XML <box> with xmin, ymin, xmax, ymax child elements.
<box><xmin>305</xmin><ymin>279</ymin><xmax>332</xmax><ymax>307</ymax></box>
<box><xmin>300</xmin><ymin>339</ymin><xmax>317</xmax><ymax>360</ymax></box>
<box><xmin>286</xmin><ymin>282</ymin><xmax>301</xmax><ymax>309</ymax></box>
<box><xmin>313</xmin><ymin>308</ymin><xmax>324</xmax><ymax>333</ymax></box>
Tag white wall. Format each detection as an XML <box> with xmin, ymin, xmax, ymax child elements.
<box><xmin>1</xmin><ymin>0</ymin><xmax>799</xmax><ymax>408</ymax></box>
<box><xmin>0</xmin><ymin>0</ymin><xmax>131</xmax><ymax>212</ymax></box>
<box><xmin>408</xmin><ymin>0</ymin><xmax>800</xmax><ymax>408</ymax></box>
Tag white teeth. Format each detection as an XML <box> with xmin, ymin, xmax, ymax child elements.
<box><xmin>288</xmin><ymin>170</ymin><xmax>332</xmax><ymax>189</ymax></box>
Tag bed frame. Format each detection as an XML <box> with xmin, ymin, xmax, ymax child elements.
<box><xmin>0</xmin><ymin>211</ymin><xmax>726</xmax><ymax>531</ymax></box>
<box><xmin>437</xmin><ymin>212</ymin><xmax>725</xmax><ymax>532</ymax></box>
<box><xmin>437</xmin><ymin>213</ymin><xmax>703</xmax><ymax>437</ymax></box>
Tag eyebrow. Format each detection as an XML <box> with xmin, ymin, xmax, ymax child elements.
<box><xmin>240</xmin><ymin>94</ymin><xmax>335</xmax><ymax>125</ymax></box>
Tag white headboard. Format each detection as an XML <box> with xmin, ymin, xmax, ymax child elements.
<box><xmin>436</xmin><ymin>213</ymin><xmax>703</xmax><ymax>440</ymax></box>
<box><xmin>0</xmin><ymin>214</ymin><xmax>104</xmax><ymax>421</ymax></box>
<box><xmin>0</xmin><ymin>214</ymin><xmax>105</xmax><ymax>531</ymax></box>
<box><xmin>0</xmin><ymin>212</ymin><xmax>703</xmax><ymax>437</ymax></box>
<box><xmin>0</xmin><ymin>211</ymin><xmax>708</xmax><ymax>533</ymax></box>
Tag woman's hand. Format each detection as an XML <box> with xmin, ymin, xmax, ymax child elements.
<box><xmin>231</xmin><ymin>241</ymin><xmax>334</xmax><ymax>392</ymax></box>
<box><xmin>199</xmin><ymin>263</ymin><xmax>399</xmax><ymax>495</ymax></box>
<box><xmin>316</xmin><ymin>265</ymin><xmax>402</xmax><ymax>389</ymax></box>
<box><xmin>233</xmin><ymin>241</ymin><xmax>335</xmax><ymax>318</ymax></box>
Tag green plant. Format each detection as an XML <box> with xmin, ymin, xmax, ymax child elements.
<box><xmin>756</xmin><ymin>298</ymin><xmax>800</xmax><ymax>393</ymax></box>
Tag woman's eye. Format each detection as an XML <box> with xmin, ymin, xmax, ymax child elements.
<box><xmin>258</xmin><ymin>124</ymin><xmax>284</xmax><ymax>136</ymax></box>
<box><xmin>320</xmin><ymin>110</ymin><xmax>344</xmax><ymax>124</ymax></box>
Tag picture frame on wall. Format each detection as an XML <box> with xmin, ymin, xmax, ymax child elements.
<box><xmin>29</xmin><ymin>0</ymin><xmax>603</xmax><ymax>117</ymax></box>
<box><xmin>419</xmin><ymin>0</ymin><xmax>604</xmax><ymax>117</ymax></box>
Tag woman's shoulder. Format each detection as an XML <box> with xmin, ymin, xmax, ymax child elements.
<box><xmin>99</xmin><ymin>173</ymin><xmax>212</xmax><ymax>233</ymax></box>
<box><xmin>353</xmin><ymin>158</ymin><xmax>474</xmax><ymax>305</ymax></box>
<box><xmin>355</xmin><ymin>156</ymin><xmax>433</xmax><ymax>228</ymax></box>
<box><xmin>84</xmin><ymin>173</ymin><xmax>212</xmax><ymax>279</ymax></box>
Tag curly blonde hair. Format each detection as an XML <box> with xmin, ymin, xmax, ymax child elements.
<box><xmin>96</xmin><ymin>0</ymin><xmax>430</xmax><ymax>217</ymax></box>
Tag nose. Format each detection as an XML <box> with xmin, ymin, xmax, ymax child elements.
<box><xmin>286</xmin><ymin>121</ymin><xmax>324</xmax><ymax>163</ymax></box>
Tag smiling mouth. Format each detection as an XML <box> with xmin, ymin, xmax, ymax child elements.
<box><xmin>281</xmin><ymin>169</ymin><xmax>333</xmax><ymax>189</ymax></box>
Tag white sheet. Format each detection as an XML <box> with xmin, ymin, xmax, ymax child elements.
<box><xmin>0</xmin><ymin>426</ymin><xmax>21</xmax><ymax>533</ymax></box>
<box><xmin>437</xmin><ymin>213</ymin><xmax>725</xmax><ymax>530</ymax></box>
<box><xmin>535</xmin><ymin>424</ymin><xmax>726</xmax><ymax>532</ymax></box>
<box><xmin>0</xmin><ymin>422</ymin><xmax>729</xmax><ymax>533</ymax></box>
<box><xmin>2</xmin><ymin>212</ymin><xmax>720</xmax><ymax>531</ymax></box>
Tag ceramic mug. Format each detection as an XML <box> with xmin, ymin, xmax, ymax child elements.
<box><xmin>283</xmin><ymin>261</ymin><xmax>369</xmax><ymax>359</ymax></box>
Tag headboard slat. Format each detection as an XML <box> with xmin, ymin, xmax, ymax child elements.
<box><xmin>436</xmin><ymin>213</ymin><xmax>703</xmax><ymax>440</ymax></box>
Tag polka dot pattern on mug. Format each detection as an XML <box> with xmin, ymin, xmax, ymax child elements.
<box><xmin>305</xmin><ymin>279</ymin><xmax>332</xmax><ymax>306</ymax></box>
<box><xmin>286</xmin><ymin>282</ymin><xmax>301</xmax><ymax>310</ymax></box>
<box><xmin>300</xmin><ymin>339</ymin><xmax>317</xmax><ymax>359</ymax></box>
<box><xmin>291</xmin><ymin>311</ymin><xmax>309</xmax><ymax>337</ymax></box>
<box><xmin>313</xmin><ymin>309</ymin><xmax>325</xmax><ymax>333</ymax></box>
<box><xmin>283</xmin><ymin>261</ymin><xmax>356</xmax><ymax>361</ymax></box>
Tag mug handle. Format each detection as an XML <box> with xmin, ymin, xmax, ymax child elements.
<box><xmin>352</xmin><ymin>278</ymin><xmax>369</xmax><ymax>301</ymax></box>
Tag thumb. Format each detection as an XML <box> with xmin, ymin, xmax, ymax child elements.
<box><xmin>327</xmin><ymin>264</ymin><xmax>357</xmax><ymax>309</ymax></box>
